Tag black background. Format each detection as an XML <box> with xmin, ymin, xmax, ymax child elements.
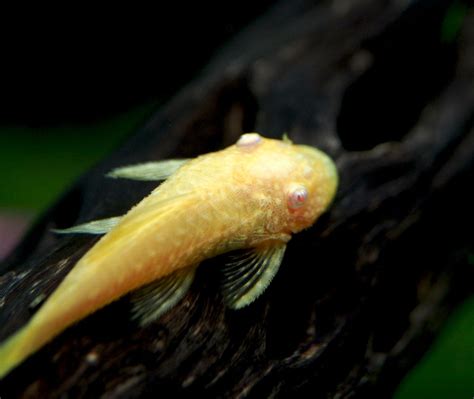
<box><xmin>0</xmin><ymin>2</ymin><xmax>275</xmax><ymax>125</ymax></box>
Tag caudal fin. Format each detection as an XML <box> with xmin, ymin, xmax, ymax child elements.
<box><xmin>0</xmin><ymin>327</ymin><xmax>31</xmax><ymax>379</ymax></box>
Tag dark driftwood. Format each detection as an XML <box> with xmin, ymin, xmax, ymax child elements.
<box><xmin>1</xmin><ymin>0</ymin><xmax>473</xmax><ymax>397</ymax></box>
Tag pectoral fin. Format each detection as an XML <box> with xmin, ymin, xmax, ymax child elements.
<box><xmin>107</xmin><ymin>159</ymin><xmax>189</xmax><ymax>181</ymax></box>
<box><xmin>131</xmin><ymin>267</ymin><xmax>196</xmax><ymax>326</ymax></box>
<box><xmin>221</xmin><ymin>242</ymin><xmax>287</xmax><ymax>309</ymax></box>
<box><xmin>52</xmin><ymin>216</ymin><xmax>122</xmax><ymax>235</ymax></box>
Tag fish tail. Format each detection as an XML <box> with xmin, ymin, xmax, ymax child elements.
<box><xmin>0</xmin><ymin>326</ymin><xmax>32</xmax><ymax>379</ymax></box>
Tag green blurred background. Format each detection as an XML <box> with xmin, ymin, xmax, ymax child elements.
<box><xmin>0</xmin><ymin>107</ymin><xmax>472</xmax><ymax>398</ymax></box>
<box><xmin>0</xmin><ymin>103</ymin><xmax>156</xmax><ymax>211</ymax></box>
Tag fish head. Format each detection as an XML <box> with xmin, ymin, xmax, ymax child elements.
<box><xmin>283</xmin><ymin>143</ymin><xmax>338</xmax><ymax>233</ymax></box>
<box><xmin>236</xmin><ymin>133</ymin><xmax>338</xmax><ymax>235</ymax></box>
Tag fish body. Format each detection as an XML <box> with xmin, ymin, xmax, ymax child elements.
<box><xmin>0</xmin><ymin>133</ymin><xmax>338</xmax><ymax>378</ymax></box>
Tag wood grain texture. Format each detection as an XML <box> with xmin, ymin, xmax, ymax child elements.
<box><xmin>1</xmin><ymin>0</ymin><xmax>473</xmax><ymax>397</ymax></box>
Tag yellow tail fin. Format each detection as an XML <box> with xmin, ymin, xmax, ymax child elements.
<box><xmin>0</xmin><ymin>327</ymin><xmax>31</xmax><ymax>379</ymax></box>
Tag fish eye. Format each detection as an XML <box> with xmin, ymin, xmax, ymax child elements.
<box><xmin>287</xmin><ymin>185</ymin><xmax>308</xmax><ymax>209</ymax></box>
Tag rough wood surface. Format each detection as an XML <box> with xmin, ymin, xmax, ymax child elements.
<box><xmin>1</xmin><ymin>0</ymin><xmax>473</xmax><ymax>397</ymax></box>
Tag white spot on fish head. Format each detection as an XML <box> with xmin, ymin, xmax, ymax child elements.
<box><xmin>236</xmin><ymin>133</ymin><xmax>262</xmax><ymax>148</ymax></box>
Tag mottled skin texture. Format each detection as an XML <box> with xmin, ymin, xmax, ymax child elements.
<box><xmin>0</xmin><ymin>134</ymin><xmax>338</xmax><ymax>378</ymax></box>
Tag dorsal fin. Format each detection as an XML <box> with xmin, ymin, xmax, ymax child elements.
<box><xmin>106</xmin><ymin>159</ymin><xmax>189</xmax><ymax>181</ymax></box>
<box><xmin>52</xmin><ymin>216</ymin><xmax>122</xmax><ymax>235</ymax></box>
<box><xmin>53</xmin><ymin>190</ymin><xmax>192</xmax><ymax>238</ymax></box>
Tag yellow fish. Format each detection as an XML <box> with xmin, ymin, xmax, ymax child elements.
<box><xmin>0</xmin><ymin>133</ymin><xmax>338</xmax><ymax>378</ymax></box>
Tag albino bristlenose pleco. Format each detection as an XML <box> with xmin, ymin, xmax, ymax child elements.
<box><xmin>0</xmin><ymin>133</ymin><xmax>338</xmax><ymax>378</ymax></box>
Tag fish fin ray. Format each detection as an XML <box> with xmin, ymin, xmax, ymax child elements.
<box><xmin>0</xmin><ymin>326</ymin><xmax>31</xmax><ymax>379</ymax></box>
<box><xmin>282</xmin><ymin>133</ymin><xmax>292</xmax><ymax>144</ymax></box>
<box><xmin>106</xmin><ymin>159</ymin><xmax>189</xmax><ymax>181</ymax></box>
<box><xmin>131</xmin><ymin>267</ymin><xmax>196</xmax><ymax>326</ymax></box>
<box><xmin>221</xmin><ymin>241</ymin><xmax>287</xmax><ymax>309</ymax></box>
<box><xmin>52</xmin><ymin>216</ymin><xmax>122</xmax><ymax>235</ymax></box>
